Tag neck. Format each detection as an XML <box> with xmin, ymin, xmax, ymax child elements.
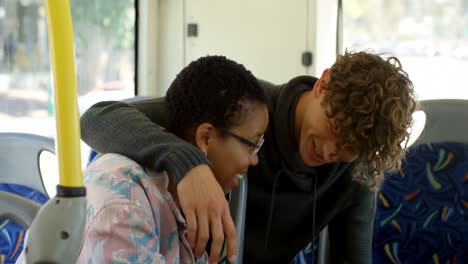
<box><xmin>294</xmin><ymin>81</ymin><xmax>318</xmax><ymax>143</ymax></box>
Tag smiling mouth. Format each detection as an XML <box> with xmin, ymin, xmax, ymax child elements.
<box><xmin>309</xmin><ymin>138</ymin><xmax>325</xmax><ymax>162</ymax></box>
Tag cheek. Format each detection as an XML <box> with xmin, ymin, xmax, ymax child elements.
<box><xmin>298</xmin><ymin>112</ymin><xmax>323</xmax><ymax>166</ymax></box>
<box><xmin>299</xmin><ymin>114</ymin><xmax>315</xmax><ymax>148</ymax></box>
<box><xmin>208</xmin><ymin>145</ymin><xmax>248</xmax><ymax>183</ymax></box>
<box><xmin>298</xmin><ymin>139</ymin><xmax>313</xmax><ymax>166</ymax></box>
<box><xmin>302</xmin><ymin>108</ymin><xmax>330</xmax><ymax>141</ymax></box>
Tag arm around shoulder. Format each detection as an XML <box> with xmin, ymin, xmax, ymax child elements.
<box><xmin>80</xmin><ymin>99</ymin><xmax>209</xmax><ymax>182</ymax></box>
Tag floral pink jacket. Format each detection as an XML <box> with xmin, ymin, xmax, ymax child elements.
<box><xmin>77</xmin><ymin>153</ymin><xmax>208</xmax><ymax>264</ymax></box>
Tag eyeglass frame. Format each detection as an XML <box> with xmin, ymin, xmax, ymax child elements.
<box><xmin>216</xmin><ymin>127</ymin><xmax>264</xmax><ymax>156</ymax></box>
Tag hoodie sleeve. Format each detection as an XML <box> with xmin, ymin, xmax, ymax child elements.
<box><xmin>80</xmin><ymin>98</ymin><xmax>209</xmax><ymax>183</ymax></box>
<box><xmin>327</xmin><ymin>186</ymin><xmax>377</xmax><ymax>264</ymax></box>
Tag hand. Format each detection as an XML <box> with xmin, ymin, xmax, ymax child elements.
<box><xmin>177</xmin><ymin>164</ymin><xmax>238</xmax><ymax>263</ymax></box>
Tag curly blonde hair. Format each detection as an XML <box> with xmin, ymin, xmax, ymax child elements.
<box><xmin>322</xmin><ymin>50</ymin><xmax>418</xmax><ymax>190</ymax></box>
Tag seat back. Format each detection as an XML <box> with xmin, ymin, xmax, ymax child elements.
<box><xmin>0</xmin><ymin>132</ymin><xmax>55</xmax><ymax>196</ymax></box>
<box><xmin>290</xmin><ymin>231</ymin><xmax>324</xmax><ymax>264</ymax></box>
<box><xmin>228</xmin><ymin>175</ymin><xmax>248</xmax><ymax>264</ymax></box>
<box><xmin>0</xmin><ymin>133</ymin><xmax>54</xmax><ymax>263</ymax></box>
<box><xmin>373</xmin><ymin>99</ymin><xmax>468</xmax><ymax>263</ymax></box>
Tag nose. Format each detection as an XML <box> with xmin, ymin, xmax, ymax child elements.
<box><xmin>249</xmin><ymin>153</ymin><xmax>259</xmax><ymax>166</ymax></box>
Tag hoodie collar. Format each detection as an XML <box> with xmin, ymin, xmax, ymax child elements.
<box><xmin>274</xmin><ymin>76</ymin><xmax>318</xmax><ymax>170</ymax></box>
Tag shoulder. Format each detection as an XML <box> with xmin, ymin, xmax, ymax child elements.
<box><xmin>83</xmin><ymin>153</ymin><xmax>158</xmax><ymax>217</ymax></box>
<box><xmin>84</xmin><ymin>153</ymin><xmax>148</xmax><ymax>192</ymax></box>
<box><xmin>258</xmin><ymin>76</ymin><xmax>317</xmax><ymax>92</ymax></box>
<box><xmin>257</xmin><ymin>76</ymin><xmax>315</xmax><ymax>111</ymax></box>
<box><xmin>344</xmin><ymin>174</ymin><xmax>377</xmax><ymax>210</ymax></box>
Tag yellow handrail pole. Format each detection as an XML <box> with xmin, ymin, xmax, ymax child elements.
<box><xmin>25</xmin><ymin>2</ymin><xmax>86</xmax><ymax>262</ymax></box>
<box><xmin>44</xmin><ymin>0</ymin><xmax>82</xmax><ymax>187</ymax></box>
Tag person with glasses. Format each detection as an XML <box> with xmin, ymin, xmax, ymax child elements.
<box><xmin>81</xmin><ymin>50</ymin><xmax>417</xmax><ymax>263</ymax></box>
<box><xmin>77</xmin><ymin>56</ymin><xmax>268</xmax><ymax>263</ymax></box>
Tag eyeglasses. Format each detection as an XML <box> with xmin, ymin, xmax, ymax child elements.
<box><xmin>217</xmin><ymin>127</ymin><xmax>264</xmax><ymax>157</ymax></box>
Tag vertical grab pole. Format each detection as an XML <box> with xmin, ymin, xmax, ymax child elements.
<box><xmin>46</xmin><ymin>0</ymin><xmax>82</xmax><ymax>188</ymax></box>
<box><xmin>25</xmin><ymin>1</ymin><xmax>86</xmax><ymax>263</ymax></box>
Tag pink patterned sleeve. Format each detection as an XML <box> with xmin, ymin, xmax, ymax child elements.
<box><xmin>78</xmin><ymin>202</ymin><xmax>166</xmax><ymax>264</ymax></box>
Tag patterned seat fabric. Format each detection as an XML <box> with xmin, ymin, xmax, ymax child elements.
<box><xmin>0</xmin><ymin>183</ymin><xmax>48</xmax><ymax>264</ymax></box>
<box><xmin>290</xmin><ymin>241</ymin><xmax>318</xmax><ymax>264</ymax></box>
<box><xmin>373</xmin><ymin>142</ymin><xmax>468</xmax><ymax>263</ymax></box>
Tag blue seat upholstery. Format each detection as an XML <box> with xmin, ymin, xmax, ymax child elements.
<box><xmin>374</xmin><ymin>142</ymin><xmax>468</xmax><ymax>263</ymax></box>
<box><xmin>0</xmin><ymin>184</ymin><xmax>48</xmax><ymax>264</ymax></box>
<box><xmin>373</xmin><ymin>100</ymin><xmax>468</xmax><ymax>264</ymax></box>
<box><xmin>291</xmin><ymin>240</ymin><xmax>319</xmax><ymax>264</ymax></box>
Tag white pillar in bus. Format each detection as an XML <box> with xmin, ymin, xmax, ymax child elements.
<box><xmin>138</xmin><ymin>0</ymin><xmax>159</xmax><ymax>96</ymax></box>
<box><xmin>158</xmin><ymin>0</ymin><xmax>185</xmax><ymax>96</ymax></box>
<box><xmin>311</xmin><ymin>0</ymin><xmax>339</xmax><ymax>76</ymax></box>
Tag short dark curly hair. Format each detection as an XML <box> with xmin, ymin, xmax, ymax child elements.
<box><xmin>166</xmin><ymin>55</ymin><xmax>267</xmax><ymax>138</ymax></box>
<box><xmin>322</xmin><ymin>50</ymin><xmax>418</xmax><ymax>190</ymax></box>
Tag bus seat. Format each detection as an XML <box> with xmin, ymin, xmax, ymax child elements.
<box><xmin>0</xmin><ymin>132</ymin><xmax>54</xmax><ymax>264</ymax></box>
<box><xmin>227</xmin><ymin>174</ymin><xmax>248</xmax><ymax>264</ymax></box>
<box><xmin>87</xmin><ymin>148</ymin><xmax>99</xmax><ymax>166</ymax></box>
<box><xmin>0</xmin><ymin>133</ymin><xmax>54</xmax><ymax>196</ymax></box>
<box><xmin>291</xmin><ymin>228</ymin><xmax>328</xmax><ymax>264</ymax></box>
<box><xmin>373</xmin><ymin>99</ymin><xmax>468</xmax><ymax>263</ymax></box>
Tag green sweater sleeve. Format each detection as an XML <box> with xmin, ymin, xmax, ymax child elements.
<box><xmin>80</xmin><ymin>97</ymin><xmax>210</xmax><ymax>183</ymax></box>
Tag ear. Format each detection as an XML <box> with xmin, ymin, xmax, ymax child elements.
<box><xmin>314</xmin><ymin>68</ymin><xmax>330</xmax><ymax>97</ymax></box>
<box><xmin>321</xmin><ymin>68</ymin><xmax>330</xmax><ymax>81</ymax></box>
<box><xmin>193</xmin><ymin>122</ymin><xmax>214</xmax><ymax>154</ymax></box>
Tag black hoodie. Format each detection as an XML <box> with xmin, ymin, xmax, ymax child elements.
<box><xmin>81</xmin><ymin>76</ymin><xmax>376</xmax><ymax>264</ymax></box>
<box><xmin>244</xmin><ymin>76</ymin><xmax>376</xmax><ymax>263</ymax></box>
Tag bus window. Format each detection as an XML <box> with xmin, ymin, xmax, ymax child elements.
<box><xmin>343</xmin><ymin>0</ymin><xmax>468</xmax><ymax>100</ymax></box>
<box><xmin>0</xmin><ymin>0</ymin><xmax>136</xmax><ymax>195</ymax></box>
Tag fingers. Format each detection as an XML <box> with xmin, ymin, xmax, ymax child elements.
<box><xmin>177</xmin><ymin>165</ymin><xmax>237</xmax><ymax>262</ymax></box>
<box><xmin>194</xmin><ymin>209</ymin><xmax>209</xmax><ymax>258</ymax></box>
<box><xmin>222</xmin><ymin>207</ymin><xmax>238</xmax><ymax>263</ymax></box>
<box><xmin>184</xmin><ymin>208</ymin><xmax>197</xmax><ymax>249</ymax></box>
<box><xmin>209</xmin><ymin>214</ymin><xmax>224</xmax><ymax>263</ymax></box>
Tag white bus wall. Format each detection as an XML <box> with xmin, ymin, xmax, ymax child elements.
<box><xmin>138</xmin><ymin>0</ymin><xmax>338</xmax><ymax>96</ymax></box>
